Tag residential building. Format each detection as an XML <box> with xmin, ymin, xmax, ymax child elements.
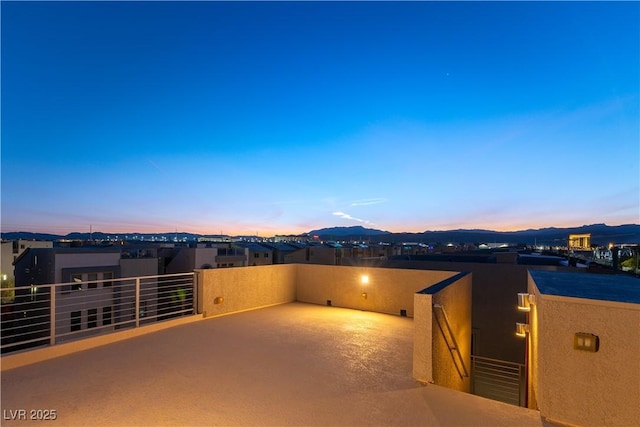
<box><xmin>237</xmin><ymin>242</ymin><xmax>273</xmax><ymax>266</ymax></box>
<box><xmin>6</xmin><ymin>247</ymin><xmax>161</xmax><ymax>349</ymax></box>
<box><xmin>165</xmin><ymin>244</ymin><xmax>246</xmax><ymax>273</ymax></box>
<box><xmin>1</xmin><ymin>240</ymin><xmax>53</xmax><ymax>283</ymax></box>
<box><xmin>261</xmin><ymin>242</ymin><xmax>302</xmax><ymax>264</ymax></box>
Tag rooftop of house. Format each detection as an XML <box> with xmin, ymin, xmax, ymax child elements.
<box><xmin>530</xmin><ymin>270</ymin><xmax>640</xmax><ymax>304</ymax></box>
<box><xmin>1</xmin><ymin>303</ymin><xmax>548</xmax><ymax>427</ymax></box>
<box><xmin>236</xmin><ymin>242</ymin><xmax>272</xmax><ymax>252</ymax></box>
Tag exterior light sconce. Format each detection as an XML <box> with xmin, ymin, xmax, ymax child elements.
<box><xmin>214</xmin><ymin>296</ymin><xmax>224</xmax><ymax>304</ymax></box>
<box><xmin>361</xmin><ymin>292</ymin><xmax>367</xmax><ymax>299</ymax></box>
<box><xmin>517</xmin><ymin>293</ymin><xmax>536</xmax><ymax>312</ymax></box>
<box><xmin>574</xmin><ymin>332</ymin><xmax>599</xmax><ymax>352</ymax></box>
<box><xmin>361</xmin><ymin>275</ymin><xmax>369</xmax><ymax>284</ymax></box>
<box><xmin>515</xmin><ymin>322</ymin><xmax>530</xmax><ymax>338</ymax></box>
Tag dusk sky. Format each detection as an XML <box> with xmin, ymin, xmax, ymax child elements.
<box><xmin>2</xmin><ymin>1</ymin><xmax>638</xmax><ymax>236</ymax></box>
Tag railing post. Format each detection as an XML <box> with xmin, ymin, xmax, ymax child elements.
<box><xmin>50</xmin><ymin>284</ymin><xmax>56</xmax><ymax>346</ymax></box>
<box><xmin>193</xmin><ymin>271</ymin><xmax>198</xmax><ymax>315</ymax></box>
<box><xmin>135</xmin><ymin>278</ymin><xmax>140</xmax><ymax>328</ymax></box>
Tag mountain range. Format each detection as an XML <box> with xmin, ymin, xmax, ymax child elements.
<box><xmin>310</xmin><ymin>224</ymin><xmax>640</xmax><ymax>245</ymax></box>
<box><xmin>2</xmin><ymin>223</ymin><xmax>639</xmax><ymax>246</ymax></box>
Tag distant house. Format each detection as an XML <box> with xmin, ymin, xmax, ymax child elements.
<box><xmin>7</xmin><ymin>247</ymin><xmax>161</xmax><ymax>350</ymax></box>
<box><xmin>237</xmin><ymin>243</ymin><xmax>273</xmax><ymax>266</ymax></box>
<box><xmin>285</xmin><ymin>245</ymin><xmax>335</xmax><ymax>265</ymax></box>
<box><xmin>166</xmin><ymin>244</ymin><xmax>247</xmax><ymax>273</ymax></box>
<box><xmin>1</xmin><ymin>239</ymin><xmax>53</xmax><ymax>283</ymax></box>
<box><xmin>260</xmin><ymin>242</ymin><xmax>302</xmax><ymax>264</ymax></box>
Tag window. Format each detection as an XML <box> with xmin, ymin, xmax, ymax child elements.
<box><xmin>88</xmin><ymin>309</ymin><xmax>97</xmax><ymax>328</ymax></box>
<box><xmin>263</xmin><ymin>253</ymin><xmax>268</xmax><ymax>258</ymax></box>
<box><xmin>103</xmin><ymin>271</ymin><xmax>114</xmax><ymax>287</ymax></box>
<box><xmin>88</xmin><ymin>273</ymin><xmax>98</xmax><ymax>289</ymax></box>
<box><xmin>71</xmin><ymin>311</ymin><xmax>81</xmax><ymax>331</ymax></box>
<box><xmin>254</xmin><ymin>253</ymin><xmax>260</xmax><ymax>258</ymax></box>
<box><xmin>103</xmin><ymin>307</ymin><xmax>112</xmax><ymax>325</ymax></box>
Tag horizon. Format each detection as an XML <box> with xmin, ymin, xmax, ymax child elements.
<box><xmin>2</xmin><ymin>2</ymin><xmax>638</xmax><ymax>236</ymax></box>
<box><xmin>3</xmin><ymin>222</ymin><xmax>639</xmax><ymax>238</ymax></box>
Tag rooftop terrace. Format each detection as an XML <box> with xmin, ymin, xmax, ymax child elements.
<box><xmin>1</xmin><ymin>303</ymin><xmax>546</xmax><ymax>426</ymax></box>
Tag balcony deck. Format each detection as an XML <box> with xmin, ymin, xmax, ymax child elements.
<box><xmin>1</xmin><ymin>303</ymin><xmax>546</xmax><ymax>426</ymax></box>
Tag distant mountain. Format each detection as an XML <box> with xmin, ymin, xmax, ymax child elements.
<box><xmin>309</xmin><ymin>224</ymin><xmax>640</xmax><ymax>246</ymax></box>
<box><xmin>1</xmin><ymin>231</ymin><xmax>202</xmax><ymax>242</ymax></box>
<box><xmin>2</xmin><ymin>224</ymin><xmax>639</xmax><ymax>246</ymax></box>
<box><xmin>309</xmin><ymin>226</ymin><xmax>390</xmax><ymax>237</ymax></box>
<box><xmin>0</xmin><ymin>231</ymin><xmax>65</xmax><ymax>241</ymax></box>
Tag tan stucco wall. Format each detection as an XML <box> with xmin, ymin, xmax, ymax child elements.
<box><xmin>413</xmin><ymin>292</ymin><xmax>433</xmax><ymax>383</ymax></box>
<box><xmin>197</xmin><ymin>264</ymin><xmax>297</xmax><ymax>317</ymax></box>
<box><xmin>431</xmin><ymin>273</ymin><xmax>472</xmax><ymax>392</ymax></box>
<box><xmin>528</xmin><ymin>275</ymin><xmax>640</xmax><ymax>426</ymax></box>
<box><xmin>296</xmin><ymin>264</ymin><xmax>456</xmax><ymax>316</ymax></box>
<box><xmin>413</xmin><ymin>273</ymin><xmax>472</xmax><ymax>393</ymax></box>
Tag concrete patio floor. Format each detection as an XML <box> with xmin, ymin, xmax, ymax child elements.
<box><xmin>1</xmin><ymin>303</ymin><xmax>547</xmax><ymax>426</ymax></box>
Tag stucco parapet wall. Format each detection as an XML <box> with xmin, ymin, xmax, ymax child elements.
<box><xmin>196</xmin><ymin>264</ymin><xmax>297</xmax><ymax>318</ymax></box>
<box><xmin>418</xmin><ymin>271</ymin><xmax>471</xmax><ymax>294</ymax></box>
<box><xmin>197</xmin><ymin>264</ymin><xmax>462</xmax><ymax>319</ymax></box>
<box><xmin>294</xmin><ymin>264</ymin><xmax>458</xmax><ymax>317</ymax></box>
<box><xmin>413</xmin><ymin>271</ymin><xmax>472</xmax><ymax>393</ymax></box>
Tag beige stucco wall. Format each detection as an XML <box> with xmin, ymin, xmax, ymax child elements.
<box><xmin>431</xmin><ymin>273</ymin><xmax>472</xmax><ymax>392</ymax></box>
<box><xmin>197</xmin><ymin>264</ymin><xmax>297</xmax><ymax>317</ymax></box>
<box><xmin>528</xmin><ymin>275</ymin><xmax>640</xmax><ymax>426</ymax></box>
<box><xmin>296</xmin><ymin>264</ymin><xmax>457</xmax><ymax>316</ymax></box>
<box><xmin>413</xmin><ymin>273</ymin><xmax>472</xmax><ymax>393</ymax></box>
<box><xmin>413</xmin><ymin>292</ymin><xmax>434</xmax><ymax>383</ymax></box>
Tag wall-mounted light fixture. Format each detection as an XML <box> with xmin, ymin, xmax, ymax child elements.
<box><xmin>517</xmin><ymin>293</ymin><xmax>536</xmax><ymax>312</ymax></box>
<box><xmin>361</xmin><ymin>275</ymin><xmax>369</xmax><ymax>284</ymax></box>
<box><xmin>515</xmin><ymin>322</ymin><xmax>530</xmax><ymax>338</ymax></box>
<box><xmin>574</xmin><ymin>332</ymin><xmax>599</xmax><ymax>352</ymax></box>
<box><xmin>214</xmin><ymin>296</ymin><xmax>224</xmax><ymax>304</ymax></box>
<box><xmin>361</xmin><ymin>292</ymin><xmax>367</xmax><ymax>299</ymax></box>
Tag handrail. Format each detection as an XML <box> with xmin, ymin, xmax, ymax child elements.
<box><xmin>1</xmin><ymin>273</ymin><xmax>195</xmax><ymax>354</ymax></box>
<box><xmin>433</xmin><ymin>303</ymin><xmax>469</xmax><ymax>378</ymax></box>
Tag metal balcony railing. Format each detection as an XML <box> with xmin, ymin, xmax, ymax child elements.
<box><xmin>0</xmin><ymin>273</ymin><xmax>195</xmax><ymax>354</ymax></box>
<box><xmin>471</xmin><ymin>355</ymin><xmax>526</xmax><ymax>407</ymax></box>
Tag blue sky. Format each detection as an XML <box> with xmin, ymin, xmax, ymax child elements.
<box><xmin>2</xmin><ymin>1</ymin><xmax>638</xmax><ymax>236</ymax></box>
